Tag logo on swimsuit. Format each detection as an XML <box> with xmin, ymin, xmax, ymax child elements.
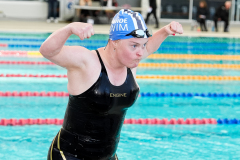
<box><xmin>110</xmin><ymin>93</ymin><xmax>127</xmax><ymax>97</ymax></box>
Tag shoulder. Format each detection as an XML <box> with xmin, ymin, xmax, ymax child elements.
<box><xmin>80</xmin><ymin>48</ymin><xmax>103</xmax><ymax>71</ymax></box>
<box><xmin>63</xmin><ymin>46</ymin><xmax>95</xmax><ymax>68</ymax></box>
<box><xmin>67</xmin><ymin>48</ymin><xmax>101</xmax><ymax>78</ymax></box>
<box><xmin>51</xmin><ymin>46</ymin><xmax>99</xmax><ymax>71</ymax></box>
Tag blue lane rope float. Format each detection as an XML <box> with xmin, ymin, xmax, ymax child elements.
<box><xmin>2</xmin><ymin>51</ymin><xmax>240</xmax><ymax>61</ymax></box>
<box><xmin>140</xmin><ymin>92</ymin><xmax>240</xmax><ymax>97</ymax></box>
<box><xmin>4</xmin><ymin>43</ymin><xmax>240</xmax><ymax>53</ymax></box>
<box><xmin>1</xmin><ymin>38</ymin><xmax>240</xmax><ymax>47</ymax></box>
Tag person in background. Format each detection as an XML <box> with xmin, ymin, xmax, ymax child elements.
<box><xmin>79</xmin><ymin>0</ymin><xmax>92</xmax><ymax>22</ymax></box>
<box><xmin>145</xmin><ymin>0</ymin><xmax>159</xmax><ymax>28</ymax></box>
<box><xmin>102</xmin><ymin>0</ymin><xmax>118</xmax><ymax>7</ymax></box>
<box><xmin>102</xmin><ymin>0</ymin><xmax>118</xmax><ymax>23</ymax></box>
<box><xmin>47</xmin><ymin>0</ymin><xmax>58</xmax><ymax>23</ymax></box>
<box><xmin>214</xmin><ymin>1</ymin><xmax>231</xmax><ymax>32</ymax></box>
<box><xmin>197</xmin><ymin>0</ymin><xmax>209</xmax><ymax>31</ymax></box>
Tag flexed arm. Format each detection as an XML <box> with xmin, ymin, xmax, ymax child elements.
<box><xmin>145</xmin><ymin>21</ymin><xmax>183</xmax><ymax>56</ymax></box>
<box><xmin>39</xmin><ymin>22</ymin><xmax>94</xmax><ymax>69</ymax></box>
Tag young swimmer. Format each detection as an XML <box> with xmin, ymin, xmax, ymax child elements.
<box><xmin>40</xmin><ymin>9</ymin><xmax>183</xmax><ymax>160</ymax></box>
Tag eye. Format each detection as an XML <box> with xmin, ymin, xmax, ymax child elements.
<box><xmin>132</xmin><ymin>45</ymin><xmax>137</xmax><ymax>48</ymax></box>
<box><xmin>143</xmin><ymin>43</ymin><xmax>146</xmax><ymax>47</ymax></box>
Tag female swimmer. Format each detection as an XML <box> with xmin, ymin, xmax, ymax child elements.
<box><xmin>40</xmin><ymin>9</ymin><xmax>183</xmax><ymax>160</ymax></box>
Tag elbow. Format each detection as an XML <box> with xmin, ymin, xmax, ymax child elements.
<box><xmin>39</xmin><ymin>44</ymin><xmax>52</xmax><ymax>58</ymax></box>
<box><xmin>39</xmin><ymin>43</ymin><xmax>61</xmax><ymax>59</ymax></box>
<box><xmin>39</xmin><ymin>45</ymin><xmax>47</xmax><ymax>57</ymax></box>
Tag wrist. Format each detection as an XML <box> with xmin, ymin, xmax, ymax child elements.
<box><xmin>163</xmin><ymin>25</ymin><xmax>171</xmax><ymax>36</ymax></box>
<box><xmin>65</xmin><ymin>23</ymin><xmax>75</xmax><ymax>35</ymax></box>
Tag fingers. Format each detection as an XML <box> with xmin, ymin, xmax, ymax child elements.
<box><xmin>170</xmin><ymin>21</ymin><xmax>177</xmax><ymax>32</ymax></box>
<box><xmin>176</xmin><ymin>23</ymin><xmax>183</xmax><ymax>34</ymax></box>
<box><xmin>85</xmin><ymin>24</ymin><xmax>94</xmax><ymax>38</ymax></box>
<box><xmin>78</xmin><ymin>23</ymin><xmax>94</xmax><ymax>40</ymax></box>
<box><xmin>165</xmin><ymin>26</ymin><xmax>175</xmax><ymax>35</ymax></box>
<box><xmin>79</xmin><ymin>29</ymin><xmax>85</xmax><ymax>40</ymax></box>
<box><xmin>169</xmin><ymin>21</ymin><xmax>184</xmax><ymax>35</ymax></box>
<box><xmin>90</xmin><ymin>27</ymin><xmax>94</xmax><ymax>36</ymax></box>
<box><xmin>87</xmin><ymin>31</ymin><xmax>92</xmax><ymax>38</ymax></box>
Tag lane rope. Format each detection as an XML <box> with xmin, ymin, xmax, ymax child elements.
<box><xmin>0</xmin><ymin>74</ymin><xmax>67</xmax><ymax>78</ymax></box>
<box><xmin>140</xmin><ymin>92</ymin><xmax>240</xmax><ymax>97</ymax></box>
<box><xmin>0</xmin><ymin>61</ymin><xmax>54</xmax><ymax>65</ymax></box>
<box><xmin>148</xmin><ymin>54</ymin><xmax>240</xmax><ymax>60</ymax></box>
<box><xmin>0</xmin><ymin>118</ymin><xmax>239</xmax><ymax>126</ymax></box>
<box><xmin>1</xmin><ymin>38</ymin><xmax>240</xmax><ymax>46</ymax></box>
<box><xmin>139</xmin><ymin>63</ymin><xmax>240</xmax><ymax>69</ymax></box>
<box><xmin>0</xmin><ymin>91</ymin><xmax>69</xmax><ymax>97</ymax></box>
<box><xmin>1</xmin><ymin>74</ymin><xmax>240</xmax><ymax>81</ymax></box>
<box><xmin>1</xmin><ymin>51</ymin><xmax>240</xmax><ymax>61</ymax></box>
<box><xmin>1</xmin><ymin>91</ymin><xmax>240</xmax><ymax>98</ymax></box>
<box><xmin>0</xmin><ymin>43</ymin><xmax>8</xmax><ymax>47</ymax></box>
<box><xmin>2</xmin><ymin>61</ymin><xmax>240</xmax><ymax>70</ymax></box>
<box><xmin>2</xmin><ymin>43</ymin><xmax>240</xmax><ymax>53</ymax></box>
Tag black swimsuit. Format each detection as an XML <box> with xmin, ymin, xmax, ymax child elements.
<box><xmin>48</xmin><ymin>50</ymin><xmax>140</xmax><ymax>160</ymax></box>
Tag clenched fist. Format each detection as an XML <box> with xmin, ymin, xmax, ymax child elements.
<box><xmin>69</xmin><ymin>22</ymin><xmax>95</xmax><ymax>40</ymax></box>
<box><xmin>164</xmin><ymin>21</ymin><xmax>184</xmax><ymax>35</ymax></box>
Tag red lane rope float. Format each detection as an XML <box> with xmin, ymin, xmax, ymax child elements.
<box><xmin>0</xmin><ymin>51</ymin><xmax>41</xmax><ymax>57</ymax></box>
<box><xmin>0</xmin><ymin>61</ymin><xmax>54</xmax><ymax>65</ymax></box>
<box><xmin>0</xmin><ymin>50</ymin><xmax>27</xmax><ymax>56</ymax></box>
<box><xmin>0</xmin><ymin>91</ymin><xmax>69</xmax><ymax>97</ymax></box>
<box><xmin>124</xmin><ymin>118</ymin><xmax>217</xmax><ymax>125</ymax></box>
<box><xmin>0</xmin><ymin>74</ymin><xmax>67</xmax><ymax>78</ymax></box>
<box><xmin>0</xmin><ymin>44</ymin><xmax>8</xmax><ymax>47</ymax></box>
<box><xmin>0</xmin><ymin>118</ymin><xmax>64</xmax><ymax>126</ymax></box>
<box><xmin>0</xmin><ymin>118</ymin><xmax>217</xmax><ymax>126</ymax></box>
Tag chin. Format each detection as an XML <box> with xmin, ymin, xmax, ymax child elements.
<box><xmin>124</xmin><ymin>59</ymin><xmax>140</xmax><ymax>68</ymax></box>
<box><xmin>130</xmin><ymin>63</ymin><xmax>139</xmax><ymax>68</ymax></box>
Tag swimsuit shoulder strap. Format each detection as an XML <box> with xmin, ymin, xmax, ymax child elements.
<box><xmin>95</xmin><ymin>50</ymin><xmax>107</xmax><ymax>72</ymax></box>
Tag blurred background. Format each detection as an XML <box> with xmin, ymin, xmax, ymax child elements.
<box><xmin>0</xmin><ymin>0</ymin><xmax>240</xmax><ymax>32</ymax></box>
<box><xmin>1</xmin><ymin>0</ymin><xmax>240</xmax><ymax>160</ymax></box>
<box><xmin>0</xmin><ymin>0</ymin><xmax>240</xmax><ymax>21</ymax></box>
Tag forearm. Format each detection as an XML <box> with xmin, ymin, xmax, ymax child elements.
<box><xmin>146</xmin><ymin>27</ymin><xmax>169</xmax><ymax>54</ymax></box>
<box><xmin>39</xmin><ymin>24</ymin><xmax>72</xmax><ymax>58</ymax></box>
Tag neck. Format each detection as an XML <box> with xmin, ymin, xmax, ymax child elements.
<box><xmin>99</xmin><ymin>45</ymin><xmax>125</xmax><ymax>72</ymax></box>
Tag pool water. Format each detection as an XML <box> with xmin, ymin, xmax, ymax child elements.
<box><xmin>1</xmin><ymin>33</ymin><xmax>240</xmax><ymax>160</ymax></box>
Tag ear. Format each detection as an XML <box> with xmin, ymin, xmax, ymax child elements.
<box><xmin>111</xmin><ymin>40</ymin><xmax>119</xmax><ymax>48</ymax></box>
<box><xmin>112</xmin><ymin>40</ymin><xmax>118</xmax><ymax>47</ymax></box>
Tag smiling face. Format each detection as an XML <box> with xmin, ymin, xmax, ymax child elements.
<box><xmin>114</xmin><ymin>38</ymin><xmax>148</xmax><ymax>68</ymax></box>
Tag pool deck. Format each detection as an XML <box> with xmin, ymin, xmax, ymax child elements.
<box><xmin>0</xmin><ymin>19</ymin><xmax>240</xmax><ymax>38</ymax></box>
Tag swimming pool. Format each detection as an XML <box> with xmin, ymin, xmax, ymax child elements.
<box><xmin>1</xmin><ymin>32</ymin><xmax>240</xmax><ymax>159</ymax></box>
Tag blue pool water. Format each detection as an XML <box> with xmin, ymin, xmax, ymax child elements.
<box><xmin>1</xmin><ymin>33</ymin><xmax>240</xmax><ymax>159</ymax></box>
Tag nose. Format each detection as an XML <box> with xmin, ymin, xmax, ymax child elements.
<box><xmin>136</xmin><ymin>48</ymin><xmax>144</xmax><ymax>57</ymax></box>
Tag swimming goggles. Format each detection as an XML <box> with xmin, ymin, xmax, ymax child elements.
<box><xmin>125</xmin><ymin>29</ymin><xmax>152</xmax><ymax>38</ymax></box>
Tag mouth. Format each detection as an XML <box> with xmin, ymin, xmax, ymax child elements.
<box><xmin>134</xmin><ymin>59</ymin><xmax>141</xmax><ymax>66</ymax></box>
<box><xmin>134</xmin><ymin>59</ymin><xmax>140</xmax><ymax>64</ymax></box>
<box><xmin>136</xmin><ymin>58</ymin><xmax>141</xmax><ymax>62</ymax></box>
